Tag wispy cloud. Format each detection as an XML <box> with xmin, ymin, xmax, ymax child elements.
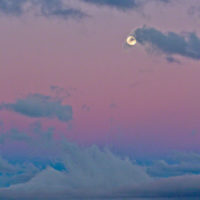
<box><xmin>0</xmin><ymin>0</ymin><xmax>26</xmax><ymax>16</ymax></box>
<box><xmin>0</xmin><ymin>0</ymin><xmax>177</xmax><ymax>20</ymax></box>
<box><xmin>0</xmin><ymin>0</ymin><xmax>85</xmax><ymax>19</ymax></box>
<box><xmin>0</xmin><ymin>94</ymin><xmax>73</xmax><ymax>122</ymax></box>
<box><xmin>32</xmin><ymin>0</ymin><xmax>86</xmax><ymax>19</ymax></box>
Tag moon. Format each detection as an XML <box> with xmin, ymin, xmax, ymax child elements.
<box><xmin>126</xmin><ymin>35</ymin><xmax>137</xmax><ymax>46</ymax></box>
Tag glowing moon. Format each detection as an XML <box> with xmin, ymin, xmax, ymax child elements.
<box><xmin>126</xmin><ymin>35</ymin><xmax>137</xmax><ymax>46</ymax></box>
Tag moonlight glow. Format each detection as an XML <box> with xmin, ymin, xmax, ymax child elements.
<box><xmin>126</xmin><ymin>35</ymin><xmax>137</xmax><ymax>46</ymax></box>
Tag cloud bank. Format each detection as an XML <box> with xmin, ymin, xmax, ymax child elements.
<box><xmin>133</xmin><ymin>26</ymin><xmax>200</xmax><ymax>60</ymax></box>
<box><xmin>0</xmin><ymin>125</ymin><xmax>200</xmax><ymax>199</ymax></box>
<box><xmin>0</xmin><ymin>94</ymin><xmax>73</xmax><ymax>122</ymax></box>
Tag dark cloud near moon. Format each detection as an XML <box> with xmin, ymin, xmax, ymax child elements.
<box><xmin>133</xmin><ymin>26</ymin><xmax>200</xmax><ymax>60</ymax></box>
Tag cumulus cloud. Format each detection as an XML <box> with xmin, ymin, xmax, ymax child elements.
<box><xmin>133</xmin><ymin>26</ymin><xmax>200</xmax><ymax>60</ymax></box>
<box><xmin>0</xmin><ymin>126</ymin><xmax>151</xmax><ymax>199</ymax></box>
<box><xmin>0</xmin><ymin>94</ymin><xmax>73</xmax><ymax>122</ymax></box>
<box><xmin>0</xmin><ymin>126</ymin><xmax>200</xmax><ymax>199</ymax></box>
<box><xmin>0</xmin><ymin>154</ymin><xmax>39</xmax><ymax>188</ymax></box>
<box><xmin>1</xmin><ymin>162</ymin><xmax>200</xmax><ymax>199</ymax></box>
<box><xmin>0</xmin><ymin>0</ymin><xmax>85</xmax><ymax>19</ymax></box>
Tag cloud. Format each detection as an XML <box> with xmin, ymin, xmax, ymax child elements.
<box><xmin>0</xmin><ymin>127</ymin><xmax>200</xmax><ymax>199</ymax></box>
<box><xmin>147</xmin><ymin>160</ymin><xmax>200</xmax><ymax>177</ymax></box>
<box><xmin>0</xmin><ymin>128</ymin><xmax>31</xmax><ymax>144</ymax></box>
<box><xmin>0</xmin><ymin>0</ymin><xmax>26</xmax><ymax>16</ymax></box>
<box><xmin>32</xmin><ymin>0</ymin><xmax>86</xmax><ymax>19</ymax></box>
<box><xmin>147</xmin><ymin>152</ymin><xmax>200</xmax><ymax>177</ymax></box>
<box><xmin>0</xmin><ymin>154</ymin><xmax>39</xmax><ymax>188</ymax></box>
<box><xmin>82</xmin><ymin>0</ymin><xmax>174</xmax><ymax>10</ymax></box>
<box><xmin>0</xmin><ymin>0</ymin><xmax>85</xmax><ymax>19</ymax></box>
<box><xmin>166</xmin><ymin>56</ymin><xmax>181</xmax><ymax>63</ymax></box>
<box><xmin>82</xmin><ymin>0</ymin><xmax>140</xmax><ymax>10</ymax></box>
<box><xmin>121</xmin><ymin>174</ymin><xmax>200</xmax><ymax>198</ymax></box>
<box><xmin>0</xmin><ymin>0</ymin><xmax>176</xmax><ymax>20</ymax></box>
<box><xmin>0</xmin><ymin>127</ymin><xmax>151</xmax><ymax>199</ymax></box>
<box><xmin>0</xmin><ymin>94</ymin><xmax>73</xmax><ymax>122</ymax></box>
<box><xmin>133</xmin><ymin>26</ymin><xmax>200</xmax><ymax>60</ymax></box>
<box><xmin>1</xmin><ymin>164</ymin><xmax>200</xmax><ymax>199</ymax></box>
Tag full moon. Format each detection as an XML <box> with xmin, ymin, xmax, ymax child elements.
<box><xmin>126</xmin><ymin>35</ymin><xmax>137</xmax><ymax>46</ymax></box>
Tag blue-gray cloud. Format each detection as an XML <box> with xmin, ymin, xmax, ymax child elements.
<box><xmin>0</xmin><ymin>127</ymin><xmax>200</xmax><ymax>199</ymax></box>
<box><xmin>0</xmin><ymin>0</ymin><xmax>85</xmax><ymax>19</ymax></box>
<box><xmin>32</xmin><ymin>0</ymin><xmax>85</xmax><ymax>19</ymax></box>
<box><xmin>0</xmin><ymin>0</ymin><xmax>176</xmax><ymax>19</ymax></box>
<box><xmin>82</xmin><ymin>0</ymin><xmax>173</xmax><ymax>10</ymax></box>
<box><xmin>0</xmin><ymin>94</ymin><xmax>73</xmax><ymax>122</ymax></box>
<box><xmin>133</xmin><ymin>26</ymin><xmax>200</xmax><ymax>60</ymax></box>
<box><xmin>0</xmin><ymin>0</ymin><xmax>26</xmax><ymax>16</ymax></box>
<box><xmin>82</xmin><ymin>0</ymin><xmax>139</xmax><ymax>10</ymax></box>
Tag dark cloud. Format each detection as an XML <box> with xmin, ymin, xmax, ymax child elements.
<box><xmin>166</xmin><ymin>56</ymin><xmax>181</xmax><ymax>63</ymax></box>
<box><xmin>0</xmin><ymin>0</ymin><xmax>26</xmax><ymax>16</ymax></box>
<box><xmin>0</xmin><ymin>0</ymin><xmax>85</xmax><ymax>19</ymax></box>
<box><xmin>147</xmin><ymin>160</ymin><xmax>200</xmax><ymax>177</ymax></box>
<box><xmin>0</xmin><ymin>0</ymin><xmax>176</xmax><ymax>19</ymax></box>
<box><xmin>0</xmin><ymin>94</ymin><xmax>73</xmax><ymax>122</ymax></box>
<box><xmin>121</xmin><ymin>175</ymin><xmax>200</xmax><ymax>198</ymax></box>
<box><xmin>133</xmin><ymin>26</ymin><xmax>200</xmax><ymax>60</ymax></box>
<box><xmin>82</xmin><ymin>0</ymin><xmax>139</xmax><ymax>10</ymax></box>
<box><xmin>82</xmin><ymin>0</ymin><xmax>173</xmax><ymax>10</ymax></box>
<box><xmin>147</xmin><ymin>152</ymin><xmax>200</xmax><ymax>177</ymax></box>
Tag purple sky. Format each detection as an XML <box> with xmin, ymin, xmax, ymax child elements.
<box><xmin>0</xmin><ymin>0</ymin><xmax>200</xmax><ymax>198</ymax></box>
<box><xmin>0</xmin><ymin>0</ymin><xmax>200</xmax><ymax>156</ymax></box>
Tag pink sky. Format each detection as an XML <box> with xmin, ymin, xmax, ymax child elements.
<box><xmin>0</xmin><ymin>0</ymin><xmax>200</xmax><ymax>156</ymax></box>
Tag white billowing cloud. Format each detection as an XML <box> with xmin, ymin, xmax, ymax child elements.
<box><xmin>0</xmin><ymin>140</ymin><xmax>151</xmax><ymax>199</ymax></box>
<box><xmin>1</xmin><ymin>165</ymin><xmax>200</xmax><ymax>199</ymax></box>
<box><xmin>0</xmin><ymin>126</ymin><xmax>200</xmax><ymax>199</ymax></box>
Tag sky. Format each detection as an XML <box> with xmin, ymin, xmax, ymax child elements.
<box><xmin>0</xmin><ymin>0</ymin><xmax>200</xmax><ymax>199</ymax></box>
